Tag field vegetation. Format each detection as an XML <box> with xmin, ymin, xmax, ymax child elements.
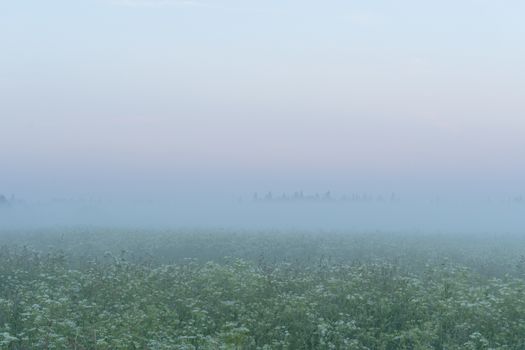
<box><xmin>1</xmin><ymin>229</ymin><xmax>525</xmax><ymax>349</ymax></box>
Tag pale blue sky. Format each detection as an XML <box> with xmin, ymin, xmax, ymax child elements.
<box><xmin>1</xmin><ymin>0</ymin><xmax>525</xmax><ymax>199</ymax></box>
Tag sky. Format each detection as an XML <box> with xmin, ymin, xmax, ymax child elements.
<box><xmin>1</xmin><ymin>0</ymin><xmax>525</xmax><ymax>201</ymax></box>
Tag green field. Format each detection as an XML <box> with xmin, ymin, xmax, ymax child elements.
<box><xmin>1</xmin><ymin>229</ymin><xmax>525</xmax><ymax>349</ymax></box>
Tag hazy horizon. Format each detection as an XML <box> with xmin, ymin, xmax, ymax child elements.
<box><xmin>2</xmin><ymin>0</ymin><xmax>525</xmax><ymax>229</ymax></box>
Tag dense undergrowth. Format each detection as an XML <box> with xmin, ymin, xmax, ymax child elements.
<box><xmin>1</xmin><ymin>229</ymin><xmax>525</xmax><ymax>349</ymax></box>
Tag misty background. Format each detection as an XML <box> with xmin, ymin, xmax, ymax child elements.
<box><xmin>1</xmin><ymin>0</ymin><xmax>524</xmax><ymax>231</ymax></box>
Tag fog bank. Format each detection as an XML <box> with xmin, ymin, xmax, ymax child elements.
<box><xmin>1</xmin><ymin>196</ymin><xmax>523</xmax><ymax>233</ymax></box>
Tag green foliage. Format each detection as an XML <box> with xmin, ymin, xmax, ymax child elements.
<box><xmin>1</xmin><ymin>229</ymin><xmax>525</xmax><ymax>349</ymax></box>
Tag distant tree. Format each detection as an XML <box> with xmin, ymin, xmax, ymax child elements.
<box><xmin>0</xmin><ymin>194</ymin><xmax>7</xmax><ymax>205</ymax></box>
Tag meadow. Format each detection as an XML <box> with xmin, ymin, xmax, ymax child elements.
<box><xmin>1</xmin><ymin>228</ymin><xmax>525</xmax><ymax>349</ymax></box>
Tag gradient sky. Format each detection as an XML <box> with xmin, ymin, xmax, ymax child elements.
<box><xmin>1</xmin><ymin>0</ymin><xmax>525</xmax><ymax>200</ymax></box>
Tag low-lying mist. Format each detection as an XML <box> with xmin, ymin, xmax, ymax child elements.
<box><xmin>1</xmin><ymin>194</ymin><xmax>523</xmax><ymax>232</ymax></box>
